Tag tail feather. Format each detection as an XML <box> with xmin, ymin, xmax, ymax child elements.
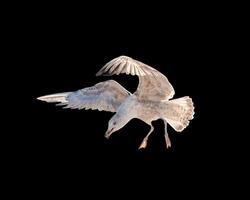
<box><xmin>37</xmin><ymin>92</ymin><xmax>71</xmax><ymax>103</ymax></box>
<box><xmin>164</xmin><ymin>96</ymin><xmax>194</xmax><ymax>132</ymax></box>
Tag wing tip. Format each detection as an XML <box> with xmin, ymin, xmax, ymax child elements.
<box><xmin>36</xmin><ymin>96</ymin><xmax>43</xmax><ymax>101</ymax></box>
<box><xmin>37</xmin><ymin>95</ymin><xmax>49</xmax><ymax>102</ymax></box>
<box><xmin>36</xmin><ymin>93</ymin><xmax>70</xmax><ymax>103</ymax></box>
<box><xmin>96</xmin><ymin>71</ymin><xmax>102</xmax><ymax>76</ymax></box>
<box><xmin>96</xmin><ymin>71</ymin><xmax>112</xmax><ymax>76</ymax></box>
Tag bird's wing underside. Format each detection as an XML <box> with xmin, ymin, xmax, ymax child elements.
<box><xmin>38</xmin><ymin>80</ymin><xmax>130</xmax><ymax>112</ymax></box>
<box><xmin>96</xmin><ymin>56</ymin><xmax>175</xmax><ymax>101</ymax></box>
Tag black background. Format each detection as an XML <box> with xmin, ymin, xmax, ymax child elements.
<box><xmin>11</xmin><ymin>2</ymin><xmax>244</xmax><ymax>197</ymax></box>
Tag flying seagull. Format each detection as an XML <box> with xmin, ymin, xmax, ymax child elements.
<box><xmin>37</xmin><ymin>56</ymin><xmax>194</xmax><ymax>149</ymax></box>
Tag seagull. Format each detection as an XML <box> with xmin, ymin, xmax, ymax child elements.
<box><xmin>37</xmin><ymin>56</ymin><xmax>194</xmax><ymax>149</ymax></box>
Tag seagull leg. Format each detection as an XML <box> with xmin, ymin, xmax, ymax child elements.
<box><xmin>163</xmin><ymin>119</ymin><xmax>171</xmax><ymax>148</ymax></box>
<box><xmin>138</xmin><ymin>125</ymin><xmax>154</xmax><ymax>149</ymax></box>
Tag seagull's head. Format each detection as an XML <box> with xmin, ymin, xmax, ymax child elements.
<box><xmin>105</xmin><ymin>114</ymin><xmax>129</xmax><ymax>139</ymax></box>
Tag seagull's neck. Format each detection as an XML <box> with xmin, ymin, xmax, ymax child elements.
<box><xmin>116</xmin><ymin>95</ymin><xmax>137</xmax><ymax>121</ymax></box>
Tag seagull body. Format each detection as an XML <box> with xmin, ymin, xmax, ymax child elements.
<box><xmin>37</xmin><ymin>56</ymin><xmax>194</xmax><ymax>149</ymax></box>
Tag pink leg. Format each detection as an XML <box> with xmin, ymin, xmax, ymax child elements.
<box><xmin>163</xmin><ymin>119</ymin><xmax>171</xmax><ymax>148</ymax></box>
<box><xmin>138</xmin><ymin>125</ymin><xmax>154</xmax><ymax>149</ymax></box>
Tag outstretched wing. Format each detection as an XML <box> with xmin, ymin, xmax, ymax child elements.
<box><xmin>37</xmin><ymin>80</ymin><xmax>130</xmax><ymax>112</ymax></box>
<box><xmin>96</xmin><ymin>56</ymin><xmax>175</xmax><ymax>101</ymax></box>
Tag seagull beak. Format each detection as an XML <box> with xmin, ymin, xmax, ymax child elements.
<box><xmin>105</xmin><ymin>128</ymin><xmax>114</xmax><ymax>139</ymax></box>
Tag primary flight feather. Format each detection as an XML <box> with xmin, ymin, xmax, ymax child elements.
<box><xmin>37</xmin><ymin>55</ymin><xmax>194</xmax><ymax>149</ymax></box>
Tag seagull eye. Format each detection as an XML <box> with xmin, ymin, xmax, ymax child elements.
<box><xmin>113</xmin><ymin>122</ymin><xmax>116</xmax><ymax>125</ymax></box>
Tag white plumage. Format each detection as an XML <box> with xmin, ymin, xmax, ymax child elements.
<box><xmin>37</xmin><ymin>55</ymin><xmax>194</xmax><ymax>149</ymax></box>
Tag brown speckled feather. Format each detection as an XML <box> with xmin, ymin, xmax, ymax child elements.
<box><xmin>96</xmin><ymin>56</ymin><xmax>175</xmax><ymax>101</ymax></box>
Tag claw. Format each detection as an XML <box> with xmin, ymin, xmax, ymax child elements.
<box><xmin>138</xmin><ymin>139</ymin><xmax>148</xmax><ymax>149</ymax></box>
<box><xmin>165</xmin><ymin>135</ymin><xmax>171</xmax><ymax>149</ymax></box>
